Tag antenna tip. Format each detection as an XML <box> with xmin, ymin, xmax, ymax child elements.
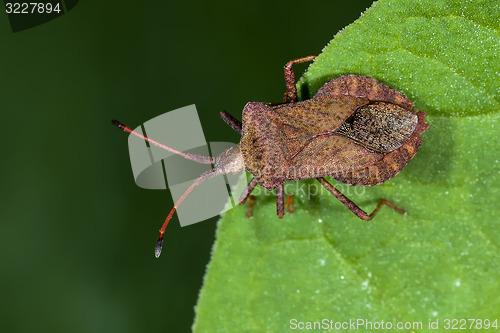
<box><xmin>154</xmin><ymin>234</ymin><xmax>163</xmax><ymax>258</ymax></box>
<box><xmin>111</xmin><ymin>119</ymin><xmax>124</xmax><ymax>128</ymax></box>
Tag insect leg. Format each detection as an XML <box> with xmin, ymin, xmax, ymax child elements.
<box><xmin>276</xmin><ymin>184</ymin><xmax>285</xmax><ymax>218</ymax></box>
<box><xmin>316</xmin><ymin>177</ymin><xmax>405</xmax><ymax>221</ymax></box>
<box><xmin>239</xmin><ymin>179</ymin><xmax>261</xmax><ymax>218</ymax></box>
<box><xmin>239</xmin><ymin>178</ymin><xmax>258</xmax><ymax>204</ymax></box>
<box><xmin>220</xmin><ymin>111</ymin><xmax>242</xmax><ymax>133</ymax></box>
<box><xmin>284</xmin><ymin>55</ymin><xmax>317</xmax><ymax>103</ymax></box>
<box><xmin>369</xmin><ymin>199</ymin><xmax>406</xmax><ymax>218</ymax></box>
<box><xmin>247</xmin><ymin>195</ymin><xmax>256</xmax><ymax>218</ymax></box>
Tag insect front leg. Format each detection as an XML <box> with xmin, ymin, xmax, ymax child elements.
<box><xmin>220</xmin><ymin>110</ymin><xmax>242</xmax><ymax>133</ymax></box>
<box><xmin>239</xmin><ymin>178</ymin><xmax>258</xmax><ymax>204</ymax></box>
<box><xmin>239</xmin><ymin>178</ymin><xmax>258</xmax><ymax>217</ymax></box>
<box><xmin>284</xmin><ymin>55</ymin><xmax>317</xmax><ymax>103</ymax></box>
<box><xmin>316</xmin><ymin>177</ymin><xmax>405</xmax><ymax>221</ymax></box>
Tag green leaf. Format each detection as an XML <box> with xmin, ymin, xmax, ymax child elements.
<box><xmin>193</xmin><ymin>0</ymin><xmax>500</xmax><ymax>331</ymax></box>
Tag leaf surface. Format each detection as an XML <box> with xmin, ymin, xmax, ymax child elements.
<box><xmin>194</xmin><ymin>0</ymin><xmax>500</xmax><ymax>331</ymax></box>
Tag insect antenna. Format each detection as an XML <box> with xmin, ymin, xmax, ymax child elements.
<box><xmin>154</xmin><ymin>169</ymin><xmax>221</xmax><ymax>257</ymax></box>
<box><xmin>112</xmin><ymin>120</ymin><xmax>214</xmax><ymax>164</ymax></box>
<box><xmin>112</xmin><ymin>120</ymin><xmax>221</xmax><ymax>257</ymax></box>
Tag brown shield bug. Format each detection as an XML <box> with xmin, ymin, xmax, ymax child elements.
<box><xmin>113</xmin><ymin>55</ymin><xmax>428</xmax><ymax>257</ymax></box>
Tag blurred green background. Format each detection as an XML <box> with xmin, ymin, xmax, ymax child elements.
<box><xmin>0</xmin><ymin>1</ymin><xmax>374</xmax><ymax>332</ymax></box>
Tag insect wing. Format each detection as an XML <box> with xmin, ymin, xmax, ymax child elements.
<box><xmin>271</xmin><ymin>96</ymin><xmax>368</xmax><ymax>134</ymax></box>
<box><xmin>286</xmin><ymin>134</ymin><xmax>383</xmax><ymax>181</ymax></box>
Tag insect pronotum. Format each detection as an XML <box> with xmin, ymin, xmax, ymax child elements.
<box><xmin>113</xmin><ymin>55</ymin><xmax>429</xmax><ymax>258</ymax></box>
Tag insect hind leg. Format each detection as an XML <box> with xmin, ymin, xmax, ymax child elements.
<box><xmin>316</xmin><ymin>177</ymin><xmax>405</xmax><ymax>220</ymax></box>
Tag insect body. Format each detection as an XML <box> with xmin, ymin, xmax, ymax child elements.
<box><xmin>113</xmin><ymin>55</ymin><xmax>428</xmax><ymax>257</ymax></box>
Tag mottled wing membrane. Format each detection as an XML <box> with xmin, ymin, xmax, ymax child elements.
<box><xmin>335</xmin><ymin>102</ymin><xmax>418</xmax><ymax>153</ymax></box>
<box><xmin>334</xmin><ymin>111</ymin><xmax>428</xmax><ymax>186</ymax></box>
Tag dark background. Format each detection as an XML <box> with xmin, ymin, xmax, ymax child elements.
<box><xmin>0</xmin><ymin>1</ymin><xmax>374</xmax><ymax>332</ymax></box>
